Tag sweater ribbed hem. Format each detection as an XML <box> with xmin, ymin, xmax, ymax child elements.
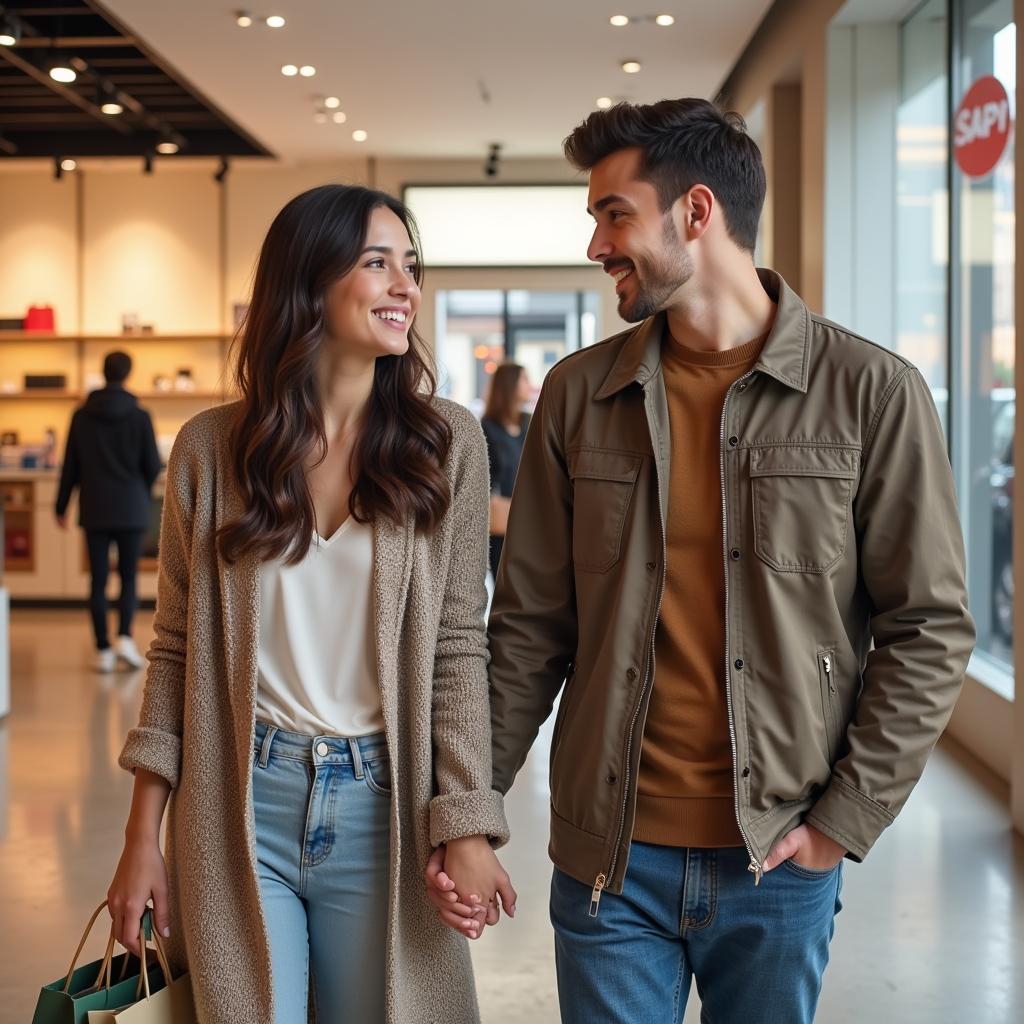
<box><xmin>632</xmin><ymin>795</ymin><xmax>745</xmax><ymax>848</ymax></box>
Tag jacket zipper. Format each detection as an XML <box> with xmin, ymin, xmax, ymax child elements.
<box><xmin>589</xmin><ymin>377</ymin><xmax>669</xmax><ymax>918</ymax></box>
<box><xmin>719</xmin><ymin>369</ymin><xmax>762</xmax><ymax>885</ymax></box>
<box><xmin>820</xmin><ymin>651</ymin><xmax>837</xmax><ymax>761</ymax></box>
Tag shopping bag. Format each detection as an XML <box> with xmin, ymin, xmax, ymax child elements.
<box><xmin>31</xmin><ymin>902</ymin><xmax>163</xmax><ymax>1024</ymax></box>
<box><xmin>87</xmin><ymin>919</ymin><xmax>196</xmax><ymax>1024</ymax></box>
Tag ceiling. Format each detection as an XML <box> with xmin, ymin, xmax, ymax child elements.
<box><xmin>89</xmin><ymin>0</ymin><xmax>777</xmax><ymax>161</ymax></box>
<box><xmin>0</xmin><ymin>0</ymin><xmax>270</xmax><ymax>159</ymax></box>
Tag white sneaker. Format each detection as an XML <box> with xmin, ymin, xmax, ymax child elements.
<box><xmin>115</xmin><ymin>635</ymin><xmax>145</xmax><ymax>669</ymax></box>
<box><xmin>95</xmin><ymin>648</ymin><xmax>116</xmax><ymax>673</ymax></box>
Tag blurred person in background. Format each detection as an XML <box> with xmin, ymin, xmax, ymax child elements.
<box><xmin>56</xmin><ymin>349</ymin><xmax>161</xmax><ymax>673</ymax></box>
<box><xmin>481</xmin><ymin>362</ymin><xmax>532</xmax><ymax>579</ymax></box>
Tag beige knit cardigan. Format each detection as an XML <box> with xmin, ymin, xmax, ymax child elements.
<box><xmin>118</xmin><ymin>398</ymin><xmax>510</xmax><ymax>1024</ymax></box>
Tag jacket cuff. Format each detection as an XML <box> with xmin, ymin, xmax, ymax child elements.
<box><xmin>429</xmin><ymin>788</ymin><xmax>510</xmax><ymax>849</ymax></box>
<box><xmin>119</xmin><ymin>727</ymin><xmax>182</xmax><ymax>790</ymax></box>
<box><xmin>805</xmin><ymin>775</ymin><xmax>894</xmax><ymax>862</ymax></box>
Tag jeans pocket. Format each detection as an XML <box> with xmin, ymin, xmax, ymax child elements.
<box><xmin>780</xmin><ymin>857</ymin><xmax>841</xmax><ymax>881</ymax></box>
<box><xmin>363</xmin><ymin>755</ymin><xmax>392</xmax><ymax>797</ymax></box>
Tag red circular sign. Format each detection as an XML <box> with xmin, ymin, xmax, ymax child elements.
<box><xmin>954</xmin><ymin>75</ymin><xmax>1013</xmax><ymax>178</ymax></box>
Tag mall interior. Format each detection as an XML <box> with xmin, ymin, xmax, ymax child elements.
<box><xmin>0</xmin><ymin>0</ymin><xmax>1022</xmax><ymax>1021</ymax></box>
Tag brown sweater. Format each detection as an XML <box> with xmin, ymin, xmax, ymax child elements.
<box><xmin>634</xmin><ymin>332</ymin><xmax>764</xmax><ymax>848</ymax></box>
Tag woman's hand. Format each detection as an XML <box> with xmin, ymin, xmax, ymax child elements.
<box><xmin>107</xmin><ymin>833</ymin><xmax>170</xmax><ymax>957</ymax></box>
<box><xmin>439</xmin><ymin>835</ymin><xmax>517</xmax><ymax>940</ymax></box>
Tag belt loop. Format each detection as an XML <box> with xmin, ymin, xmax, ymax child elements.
<box><xmin>257</xmin><ymin>725</ymin><xmax>278</xmax><ymax>769</ymax></box>
<box><xmin>348</xmin><ymin>737</ymin><xmax>364</xmax><ymax>779</ymax></box>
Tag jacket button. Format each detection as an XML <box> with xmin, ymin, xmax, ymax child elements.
<box><xmin>728</xmin><ymin>435</ymin><xmax>739</xmax><ymax>447</ymax></box>
<box><xmin>734</xmin><ymin>659</ymin><xmax>744</xmax><ymax>670</ymax></box>
<box><xmin>738</xmin><ymin>382</ymin><xmax>748</xmax><ymax>392</ymax></box>
<box><xmin>730</xmin><ymin>548</ymin><xmax>741</xmax><ymax>560</ymax></box>
<box><xmin>646</xmin><ymin>561</ymin><xmax>656</xmax><ymax>571</ymax></box>
<box><xmin>606</xmin><ymin>774</ymin><xmax>618</xmax><ymax>785</ymax></box>
<box><xmin>741</xmin><ymin>766</ymin><xmax>751</xmax><ymax>778</ymax></box>
<box><xmin>626</xmin><ymin>668</ymin><xmax>637</xmax><ymax>682</ymax></box>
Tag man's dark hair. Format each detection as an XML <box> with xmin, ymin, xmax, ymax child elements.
<box><xmin>564</xmin><ymin>98</ymin><xmax>766</xmax><ymax>253</ymax></box>
<box><xmin>103</xmin><ymin>350</ymin><xmax>132</xmax><ymax>385</ymax></box>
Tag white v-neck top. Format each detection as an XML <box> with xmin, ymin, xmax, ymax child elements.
<box><xmin>255</xmin><ymin>517</ymin><xmax>383</xmax><ymax>737</ymax></box>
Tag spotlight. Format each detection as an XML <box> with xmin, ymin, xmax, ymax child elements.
<box><xmin>97</xmin><ymin>81</ymin><xmax>124</xmax><ymax>115</ymax></box>
<box><xmin>610</xmin><ymin>15</ymin><xmax>629</xmax><ymax>27</ymax></box>
<box><xmin>0</xmin><ymin>9</ymin><xmax>21</xmax><ymax>46</ymax></box>
<box><xmin>352</xmin><ymin>129</ymin><xmax>368</xmax><ymax>143</ymax></box>
<box><xmin>48</xmin><ymin>57</ymin><xmax>77</xmax><ymax>84</ymax></box>
<box><xmin>596</xmin><ymin>96</ymin><xmax>613</xmax><ymax>109</ymax></box>
<box><xmin>484</xmin><ymin>142</ymin><xmax>501</xmax><ymax>178</ymax></box>
<box><xmin>156</xmin><ymin>140</ymin><xmax>179</xmax><ymax>155</ymax></box>
<box><xmin>655</xmin><ymin>14</ymin><xmax>675</xmax><ymax>26</ymax></box>
<box><xmin>621</xmin><ymin>60</ymin><xmax>642</xmax><ymax>74</ymax></box>
<box><xmin>332</xmin><ymin>111</ymin><xmax>347</xmax><ymax>124</ymax></box>
<box><xmin>265</xmin><ymin>15</ymin><xmax>285</xmax><ymax>28</ymax></box>
<box><xmin>299</xmin><ymin>65</ymin><xmax>316</xmax><ymax>77</ymax></box>
<box><xmin>214</xmin><ymin>157</ymin><xmax>230</xmax><ymax>183</ymax></box>
<box><xmin>60</xmin><ymin>158</ymin><xmax>76</xmax><ymax>171</ymax></box>
<box><xmin>281</xmin><ymin>64</ymin><xmax>298</xmax><ymax>76</ymax></box>
<box><xmin>235</xmin><ymin>10</ymin><xmax>253</xmax><ymax>27</ymax></box>
<box><xmin>101</xmin><ymin>100</ymin><xmax>124</xmax><ymax>115</ymax></box>
<box><xmin>324</xmin><ymin>96</ymin><xmax>341</xmax><ymax>109</ymax></box>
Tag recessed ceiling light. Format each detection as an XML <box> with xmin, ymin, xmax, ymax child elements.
<box><xmin>324</xmin><ymin>96</ymin><xmax>341</xmax><ymax>109</ymax></box>
<box><xmin>352</xmin><ymin>129</ymin><xmax>368</xmax><ymax>143</ymax></box>
<box><xmin>621</xmin><ymin>60</ymin><xmax>642</xmax><ymax>74</ymax></box>
<box><xmin>101</xmin><ymin>101</ymin><xmax>124</xmax><ymax>115</ymax></box>
<box><xmin>281</xmin><ymin>64</ymin><xmax>298</xmax><ymax>76</ymax></box>
<box><xmin>314</xmin><ymin>111</ymin><xmax>328</xmax><ymax>124</ymax></box>
<box><xmin>265</xmin><ymin>15</ymin><xmax>285</xmax><ymax>28</ymax></box>
<box><xmin>156</xmin><ymin>141</ymin><xmax>179</xmax><ymax>155</ymax></box>
<box><xmin>299</xmin><ymin>65</ymin><xmax>316</xmax><ymax>77</ymax></box>
<box><xmin>235</xmin><ymin>11</ymin><xmax>253</xmax><ymax>27</ymax></box>
<box><xmin>610</xmin><ymin>15</ymin><xmax>630</xmax><ymax>27</ymax></box>
<box><xmin>596</xmin><ymin>96</ymin><xmax>613</xmax><ymax>109</ymax></box>
<box><xmin>332</xmin><ymin>111</ymin><xmax>347</xmax><ymax>124</ymax></box>
<box><xmin>60</xmin><ymin>158</ymin><xmax>76</xmax><ymax>171</ymax></box>
<box><xmin>49</xmin><ymin>63</ymin><xmax>77</xmax><ymax>84</ymax></box>
<box><xmin>655</xmin><ymin>14</ymin><xmax>675</xmax><ymax>26</ymax></box>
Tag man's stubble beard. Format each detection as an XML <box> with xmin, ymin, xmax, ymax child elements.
<box><xmin>619</xmin><ymin>218</ymin><xmax>694</xmax><ymax>323</ymax></box>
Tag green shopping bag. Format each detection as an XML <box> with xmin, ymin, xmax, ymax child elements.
<box><xmin>31</xmin><ymin>902</ymin><xmax>164</xmax><ymax>1024</ymax></box>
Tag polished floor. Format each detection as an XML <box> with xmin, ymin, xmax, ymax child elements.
<box><xmin>1</xmin><ymin>609</ymin><xmax>1022</xmax><ymax>1023</ymax></box>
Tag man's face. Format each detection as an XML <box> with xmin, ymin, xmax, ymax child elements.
<box><xmin>586</xmin><ymin>147</ymin><xmax>693</xmax><ymax>322</ymax></box>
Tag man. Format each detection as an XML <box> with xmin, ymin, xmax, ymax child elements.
<box><xmin>427</xmin><ymin>98</ymin><xmax>975</xmax><ymax>1022</ymax></box>
<box><xmin>56</xmin><ymin>350</ymin><xmax>162</xmax><ymax>673</ymax></box>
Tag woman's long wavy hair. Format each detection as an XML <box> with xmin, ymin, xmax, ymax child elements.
<box><xmin>217</xmin><ymin>184</ymin><xmax>452</xmax><ymax>565</ymax></box>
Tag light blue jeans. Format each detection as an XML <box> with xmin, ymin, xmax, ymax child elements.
<box><xmin>252</xmin><ymin>721</ymin><xmax>391</xmax><ymax>1024</ymax></box>
<box><xmin>551</xmin><ymin>842</ymin><xmax>843</xmax><ymax>1024</ymax></box>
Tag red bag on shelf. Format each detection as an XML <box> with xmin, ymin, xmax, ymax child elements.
<box><xmin>24</xmin><ymin>304</ymin><xmax>56</xmax><ymax>331</ymax></box>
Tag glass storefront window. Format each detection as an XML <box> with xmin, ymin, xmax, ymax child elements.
<box><xmin>434</xmin><ymin>289</ymin><xmax>600</xmax><ymax>415</ymax></box>
<box><xmin>953</xmin><ymin>0</ymin><xmax>1015</xmax><ymax>679</ymax></box>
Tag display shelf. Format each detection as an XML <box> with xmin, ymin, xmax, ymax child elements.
<box><xmin>0</xmin><ymin>390</ymin><xmax>80</xmax><ymax>399</ymax></box>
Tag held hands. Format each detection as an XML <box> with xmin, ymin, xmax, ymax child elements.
<box><xmin>424</xmin><ymin>836</ymin><xmax>516</xmax><ymax>940</ymax></box>
<box><xmin>762</xmin><ymin>822</ymin><xmax>847</xmax><ymax>874</ymax></box>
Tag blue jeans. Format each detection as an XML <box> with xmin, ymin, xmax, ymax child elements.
<box><xmin>252</xmin><ymin>722</ymin><xmax>391</xmax><ymax>1024</ymax></box>
<box><xmin>550</xmin><ymin>842</ymin><xmax>842</xmax><ymax>1024</ymax></box>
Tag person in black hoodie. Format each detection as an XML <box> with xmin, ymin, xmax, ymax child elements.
<box><xmin>56</xmin><ymin>351</ymin><xmax>162</xmax><ymax>672</ymax></box>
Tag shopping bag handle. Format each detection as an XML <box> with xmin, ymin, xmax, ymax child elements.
<box><xmin>133</xmin><ymin>912</ymin><xmax>174</xmax><ymax>1002</ymax></box>
<box><xmin>61</xmin><ymin>901</ymin><xmax>113</xmax><ymax>995</ymax></box>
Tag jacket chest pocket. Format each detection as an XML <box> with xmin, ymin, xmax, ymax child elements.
<box><xmin>749</xmin><ymin>446</ymin><xmax>859</xmax><ymax>573</ymax></box>
<box><xmin>569</xmin><ymin>448</ymin><xmax>643</xmax><ymax>573</ymax></box>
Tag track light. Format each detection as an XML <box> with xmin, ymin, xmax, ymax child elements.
<box><xmin>48</xmin><ymin>55</ymin><xmax>77</xmax><ymax>84</ymax></box>
<box><xmin>156</xmin><ymin>139</ymin><xmax>179</xmax><ymax>155</ymax></box>
<box><xmin>214</xmin><ymin>157</ymin><xmax>230</xmax><ymax>183</ymax></box>
<box><xmin>53</xmin><ymin>156</ymin><xmax>63</xmax><ymax>180</ymax></box>
<box><xmin>265</xmin><ymin>15</ymin><xmax>285</xmax><ymax>28</ymax></box>
<box><xmin>0</xmin><ymin>9</ymin><xmax>22</xmax><ymax>46</ymax></box>
<box><xmin>143</xmin><ymin>151</ymin><xmax>154</xmax><ymax>175</ymax></box>
<box><xmin>235</xmin><ymin>10</ymin><xmax>253</xmax><ymax>27</ymax></box>
<box><xmin>484</xmin><ymin>142</ymin><xmax>501</xmax><ymax>178</ymax></box>
<box><xmin>97</xmin><ymin>81</ymin><xmax>124</xmax><ymax>116</ymax></box>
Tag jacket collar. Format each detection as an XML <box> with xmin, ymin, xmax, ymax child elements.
<box><xmin>594</xmin><ymin>268</ymin><xmax>810</xmax><ymax>399</ymax></box>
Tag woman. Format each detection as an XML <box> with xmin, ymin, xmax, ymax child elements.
<box><xmin>106</xmin><ymin>185</ymin><xmax>514</xmax><ymax>1024</ymax></box>
<box><xmin>480</xmin><ymin>362</ymin><xmax>532</xmax><ymax>579</ymax></box>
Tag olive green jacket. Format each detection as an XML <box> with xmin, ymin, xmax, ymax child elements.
<box><xmin>488</xmin><ymin>270</ymin><xmax>975</xmax><ymax>903</ymax></box>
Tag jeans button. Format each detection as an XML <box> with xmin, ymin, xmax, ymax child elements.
<box><xmin>315</xmin><ymin>741</ymin><xmax>329</xmax><ymax>757</ymax></box>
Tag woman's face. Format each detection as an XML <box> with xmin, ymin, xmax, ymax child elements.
<box><xmin>322</xmin><ymin>206</ymin><xmax>421</xmax><ymax>361</ymax></box>
<box><xmin>516</xmin><ymin>370</ymin><xmax>532</xmax><ymax>404</ymax></box>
